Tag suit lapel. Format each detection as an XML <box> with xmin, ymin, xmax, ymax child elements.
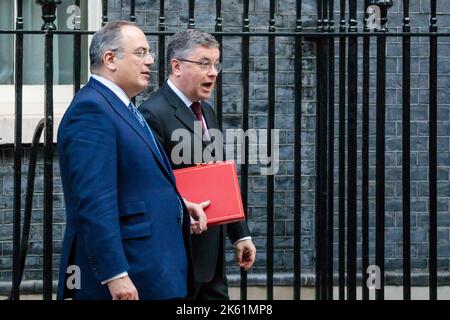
<box><xmin>202</xmin><ymin>104</ymin><xmax>219</xmax><ymax>131</ymax></box>
<box><xmin>88</xmin><ymin>78</ymin><xmax>173</xmax><ymax>181</ymax></box>
<box><xmin>161</xmin><ymin>82</ymin><xmax>214</xmax><ymax>149</ymax></box>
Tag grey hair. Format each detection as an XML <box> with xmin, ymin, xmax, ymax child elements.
<box><xmin>166</xmin><ymin>29</ymin><xmax>219</xmax><ymax>74</ymax></box>
<box><xmin>89</xmin><ymin>20</ymin><xmax>137</xmax><ymax>72</ymax></box>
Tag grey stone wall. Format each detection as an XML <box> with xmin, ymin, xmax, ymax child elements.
<box><xmin>1</xmin><ymin>0</ymin><xmax>450</xmax><ymax>290</ymax></box>
<box><xmin>0</xmin><ymin>149</ymin><xmax>63</xmax><ymax>282</ymax></box>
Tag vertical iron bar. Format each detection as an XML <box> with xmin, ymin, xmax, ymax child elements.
<box><xmin>129</xmin><ymin>0</ymin><xmax>137</xmax><ymax>107</ymax></box>
<box><xmin>293</xmin><ymin>0</ymin><xmax>303</xmax><ymax>301</ymax></box>
<box><xmin>130</xmin><ymin>0</ymin><xmax>136</xmax><ymax>96</ymax></box>
<box><xmin>267</xmin><ymin>0</ymin><xmax>276</xmax><ymax>301</ymax></box>
<box><xmin>129</xmin><ymin>0</ymin><xmax>137</xmax><ymax>110</ymax></box>
<box><xmin>375</xmin><ymin>7</ymin><xmax>388</xmax><ymax>302</ymax></box>
<box><xmin>240</xmin><ymin>0</ymin><xmax>250</xmax><ymax>301</ymax></box>
<box><xmin>158</xmin><ymin>0</ymin><xmax>165</xmax><ymax>87</ymax></box>
<box><xmin>315</xmin><ymin>0</ymin><xmax>330</xmax><ymax>301</ymax></box>
<box><xmin>429</xmin><ymin>0</ymin><xmax>438</xmax><ymax>301</ymax></box>
<box><xmin>215</xmin><ymin>0</ymin><xmax>223</xmax><ymax>130</ymax></box>
<box><xmin>73</xmin><ymin>0</ymin><xmax>81</xmax><ymax>94</ymax></box>
<box><xmin>188</xmin><ymin>0</ymin><xmax>195</xmax><ymax>29</ymax></box>
<box><xmin>347</xmin><ymin>0</ymin><xmax>358</xmax><ymax>301</ymax></box>
<box><xmin>43</xmin><ymin>26</ymin><xmax>55</xmax><ymax>303</ymax></box>
<box><xmin>102</xmin><ymin>0</ymin><xmax>108</xmax><ymax>26</ymax></box>
<box><xmin>315</xmin><ymin>0</ymin><xmax>323</xmax><ymax>300</ymax></box>
<box><xmin>130</xmin><ymin>0</ymin><xmax>136</xmax><ymax>22</ymax></box>
<box><xmin>320</xmin><ymin>1</ymin><xmax>329</xmax><ymax>301</ymax></box>
<box><xmin>37</xmin><ymin>0</ymin><xmax>60</xmax><ymax>300</ymax></box>
<box><xmin>318</xmin><ymin>0</ymin><xmax>330</xmax><ymax>300</ymax></box>
<box><xmin>402</xmin><ymin>0</ymin><xmax>411</xmax><ymax>301</ymax></box>
<box><xmin>327</xmin><ymin>0</ymin><xmax>335</xmax><ymax>300</ymax></box>
<box><xmin>362</xmin><ymin>0</ymin><xmax>370</xmax><ymax>301</ymax></box>
<box><xmin>11</xmin><ymin>0</ymin><xmax>24</xmax><ymax>300</ymax></box>
<box><xmin>338</xmin><ymin>0</ymin><xmax>346</xmax><ymax>301</ymax></box>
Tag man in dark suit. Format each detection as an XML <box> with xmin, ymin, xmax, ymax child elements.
<box><xmin>57</xmin><ymin>21</ymin><xmax>207</xmax><ymax>300</ymax></box>
<box><xmin>139</xmin><ymin>29</ymin><xmax>256</xmax><ymax>300</ymax></box>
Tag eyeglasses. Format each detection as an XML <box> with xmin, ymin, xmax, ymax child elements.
<box><xmin>112</xmin><ymin>48</ymin><xmax>155</xmax><ymax>61</ymax></box>
<box><xmin>177</xmin><ymin>58</ymin><xmax>222</xmax><ymax>73</ymax></box>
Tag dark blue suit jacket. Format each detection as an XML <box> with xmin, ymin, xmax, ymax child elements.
<box><xmin>56</xmin><ymin>77</ymin><xmax>193</xmax><ymax>300</ymax></box>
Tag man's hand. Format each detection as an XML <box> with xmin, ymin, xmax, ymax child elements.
<box><xmin>106</xmin><ymin>276</ymin><xmax>139</xmax><ymax>300</ymax></box>
<box><xmin>184</xmin><ymin>199</ymin><xmax>209</xmax><ymax>235</ymax></box>
<box><xmin>235</xmin><ymin>239</ymin><xmax>256</xmax><ymax>271</ymax></box>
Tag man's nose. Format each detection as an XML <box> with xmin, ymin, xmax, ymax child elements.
<box><xmin>144</xmin><ymin>53</ymin><xmax>154</xmax><ymax>65</ymax></box>
<box><xmin>208</xmin><ymin>67</ymin><xmax>218</xmax><ymax>77</ymax></box>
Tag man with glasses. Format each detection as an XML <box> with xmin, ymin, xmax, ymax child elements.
<box><xmin>57</xmin><ymin>21</ymin><xmax>207</xmax><ymax>300</ymax></box>
<box><xmin>139</xmin><ymin>29</ymin><xmax>256</xmax><ymax>300</ymax></box>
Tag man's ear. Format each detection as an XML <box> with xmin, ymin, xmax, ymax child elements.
<box><xmin>103</xmin><ymin>51</ymin><xmax>117</xmax><ymax>72</ymax></box>
<box><xmin>171</xmin><ymin>59</ymin><xmax>181</xmax><ymax>77</ymax></box>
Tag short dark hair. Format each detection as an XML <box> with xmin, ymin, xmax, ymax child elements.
<box><xmin>89</xmin><ymin>20</ymin><xmax>137</xmax><ymax>72</ymax></box>
<box><xmin>166</xmin><ymin>29</ymin><xmax>219</xmax><ymax>74</ymax></box>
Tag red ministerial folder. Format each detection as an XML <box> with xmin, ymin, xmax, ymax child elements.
<box><xmin>174</xmin><ymin>161</ymin><xmax>245</xmax><ymax>226</ymax></box>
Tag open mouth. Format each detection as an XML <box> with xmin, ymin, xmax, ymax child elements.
<box><xmin>202</xmin><ymin>82</ymin><xmax>214</xmax><ymax>90</ymax></box>
<box><xmin>141</xmin><ymin>70</ymin><xmax>150</xmax><ymax>77</ymax></box>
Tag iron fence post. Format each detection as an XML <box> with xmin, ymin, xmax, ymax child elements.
<box><xmin>369</xmin><ymin>0</ymin><xmax>392</xmax><ymax>301</ymax></box>
<box><xmin>11</xmin><ymin>0</ymin><xmax>24</xmax><ymax>301</ymax></box>
<box><xmin>36</xmin><ymin>0</ymin><xmax>61</xmax><ymax>301</ymax></box>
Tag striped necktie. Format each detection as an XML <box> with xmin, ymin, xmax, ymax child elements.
<box><xmin>127</xmin><ymin>102</ymin><xmax>164</xmax><ymax>162</ymax></box>
<box><xmin>127</xmin><ymin>102</ymin><xmax>184</xmax><ymax>225</ymax></box>
<box><xmin>191</xmin><ymin>101</ymin><xmax>210</xmax><ymax>140</ymax></box>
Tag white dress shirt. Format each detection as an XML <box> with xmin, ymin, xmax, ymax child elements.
<box><xmin>91</xmin><ymin>74</ymin><xmax>130</xmax><ymax>108</ymax></box>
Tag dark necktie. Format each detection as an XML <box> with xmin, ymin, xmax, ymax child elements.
<box><xmin>191</xmin><ymin>101</ymin><xmax>210</xmax><ymax>139</ymax></box>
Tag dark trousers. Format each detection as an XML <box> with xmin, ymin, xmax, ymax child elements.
<box><xmin>191</xmin><ymin>227</ymin><xmax>230</xmax><ymax>300</ymax></box>
<box><xmin>192</xmin><ymin>274</ymin><xmax>229</xmax><ymax>300</ymax></box>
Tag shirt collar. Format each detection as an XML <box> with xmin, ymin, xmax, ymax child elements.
<box><xmin>91</xmin><ymin>74</ymin><xmax>130</xmax><ymax>107</ymax></box>
<box><xmin>167</xmin><ymin>79</ymin><xmax>199</xmax><ymax>108</ymax></box>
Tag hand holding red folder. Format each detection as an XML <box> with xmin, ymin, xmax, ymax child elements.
<box><xmin>183</xmin><ymin>199</ymin><xmax>210</xmax><ymax>234</ymax></box>
<box><xmin>174</xmin><ymin>161</ymin><xmax>246</xmax><ymax>227</ymax></box>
